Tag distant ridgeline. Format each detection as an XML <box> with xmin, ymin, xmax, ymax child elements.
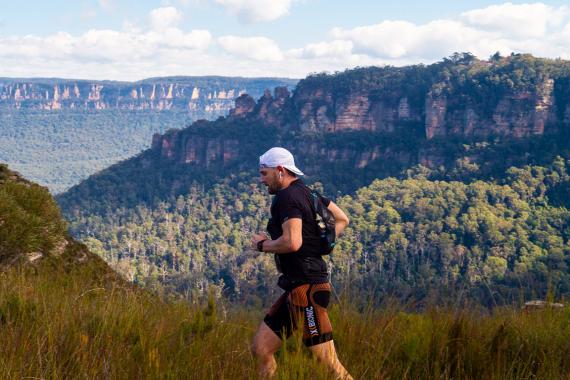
<box><xmin>0</xmin><ymin>76</ymin><xmax>297</xmax><ymax>193</ymax></box>
<box><xmin>57</xmin><ymin>54</ymin><xmax>570</xmax><ymax>305</ymax></box>
<box><xmin>0</xmin><ymin>76</ymin><xmax>298</xmax><ymax>112</ymax></box>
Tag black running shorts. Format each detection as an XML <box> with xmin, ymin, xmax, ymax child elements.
<box><xmin>263</xmin><ymin>283</ymin><xmax>333</xmax><ymax>347</ymax></box>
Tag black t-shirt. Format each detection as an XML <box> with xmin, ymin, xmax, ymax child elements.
<box><xmin>267</xmin><ymin>179</ymin><xmax>331</xmax><ymax>287</ymax></box>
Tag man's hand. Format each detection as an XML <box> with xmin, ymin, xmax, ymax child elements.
<box><xmin>251</xmin><ymin>232</ymin><xmax>269</xmax><ymax>251</ymax></box>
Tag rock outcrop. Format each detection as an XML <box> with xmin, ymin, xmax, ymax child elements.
<box><xmin>292</xmin><ymin>71</ymin><xmax>564</xmax><ymax>140</ymax></box>
<box><xmin>152</xmin><ymin>128</ymin><xmax>240</xmax><ymax>168</ymax></box>
<box><xmin>228</xmin><ymin>94</ymin><xmax>255</xmax><ymax>118</ymax></box>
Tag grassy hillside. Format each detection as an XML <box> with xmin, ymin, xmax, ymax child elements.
<box><xmin>2</xmin><ymin>264</ymin><xmax>570</xmax><ymax>379</ymax></box>
<box><xmin>0</xmin><ymin>163</ymin><xmax>118</xmax><ymax>276</ymax></box>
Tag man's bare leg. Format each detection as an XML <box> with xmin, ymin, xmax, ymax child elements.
<box><xmin>309</xmin><ymin>340</ymin><xmax>353</xmax><ymax>380</ymax></box>
<box><xmin>251</xmin><ymin>322</ymin><xmax>282</xmax><ymax>379</ymax></box>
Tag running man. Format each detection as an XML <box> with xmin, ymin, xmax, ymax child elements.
<box><xmin>250</xmin><ymin>147</ymin><xmax>353</xmax><ymax>380</ymax></box>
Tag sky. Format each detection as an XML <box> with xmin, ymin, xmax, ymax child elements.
<box><xmin>1</xmin><ymin>1</ymin><xmax>570</xmax><ymax>80</ymax></box>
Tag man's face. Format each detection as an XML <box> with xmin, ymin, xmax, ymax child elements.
<box><xmin>259</xmin><ymin>167</ymin><xmax>280</xmax><ymax>194</ymax></box>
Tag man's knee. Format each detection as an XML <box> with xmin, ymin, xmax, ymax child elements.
<box><xmin>251</xmin><ymin>338</ymin><xmax>276</xmax><ymax>359</ymax></box>
<box><xmin>251</xmin><ymin>339</ymin><xmax>265</xmax><ymax>357</ymax></box>
<box><xmin>252</xmin><ymin>322</ymin><xmax>282</xmax><ymax>357</ymax></box>
<box><xmin>252</xmin><ymin>329</ymin><xmax>277</xmax><ymax>357</ymax></box>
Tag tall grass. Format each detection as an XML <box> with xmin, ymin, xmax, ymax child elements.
<box><xmin>1</xmin><ymin>264</ymin><xmax>570</xmax><ymax>379</ymax></box>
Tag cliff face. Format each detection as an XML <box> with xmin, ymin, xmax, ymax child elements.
<box><xmin>150</xmin><ymin>55</ymin><xmax>570</xmax><ymax>172</ymax></box>
<box><xmin>0</xmin><ymin>77</ymin><xmax>297</xmax><ymax>113</ymax></box>
<box><xmin>294</xmin><ymin>88</ymin><xmax>422</xmax><ymax>134</ymax></box>
<box><xmin>293</xmin><ymin>73</ymin><xmax>564</xmax><ymax>140</ymax></box>
<box><xmin>0</xmin><ymin>82</ymin><xmax>239</xmax><ymax>111</ymax></box>
<box><xmin>152</xmin><ymin>133</ymin><xmax>240</xmax><ymax>167</ymax></box>
<box><xmin>150</xmin><ymin>85</ymin><xmax>415</xmax><ymax>171</ymax></box>
<box><xmin>426</xmin><ymin>78</ymin><xmax>558</xmax><ymax>139</ymax></box>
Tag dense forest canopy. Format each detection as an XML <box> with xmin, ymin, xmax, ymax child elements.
<box><xmin>63</xmin><ymin>158</ymin><xmax>570</xmax><ymax>306</ymax></box>
<box><xmin>0</xmin><ymin>110</ymin><xmax>193</xmax><ymax>193</ymax></box>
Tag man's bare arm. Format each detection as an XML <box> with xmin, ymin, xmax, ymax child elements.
<box><xmin>251</xmin><ymin>218</ymin><xmax>302</xmax><ymax>253</ymax></box>
<box><xmin>327</xmin><ymin>201</ymin><xmax>349</xmax><ymax>237</ymax></box>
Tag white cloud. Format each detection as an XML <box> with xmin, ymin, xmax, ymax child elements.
<box><xmin>461</xmin><ymin>2</ymin><xmax>568</xmax><ymax>39</ymax></box>
<box><xmin>289</xmin><ymin>40</ymin><xmax>353</xmax><ymax>59</ymax></box>
<box><xmin>332</xmin><ymin>21</ymin><xmax>418</xmax><ymax>59</ymax></box>
<box><xmin>331</xmin><ymin>3</ymin><xmax>570</xmax><ymax>63</ymax></box>
<box><xmin>218</xmin><ymin>35</ymin><xmax>283</xmax><ymax>61</ymax></box>
<box><xmin>0</xmin><ymin>7</ymin><xmax>212</xmax><ymax>80</ymax></box>
<box><xmin>214</xmin><ymin>0</ymin><xmax>294</xmax><ymax>23</ymax></box>
<box><xmin>331</xmin><ymin>19</ymin><xmax>504</xmax><ymax>61</ymax></box>
<box><xmin>149</xmin><ymin>7</ymin><xmax>183</xmax><ymax>31</ymax></box>
<box><xmin>3</xmin><ymin>2</ymin><xmax>570</xmax><ymax>80</ymax></box>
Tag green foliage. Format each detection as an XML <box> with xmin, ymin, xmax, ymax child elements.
<box><xmin>0</xmin><ymin>165</ymin><xmax>67</xmax><ymax>262</ymax></box>
<box><xmin>65</xmin><ymin>177</ymin><xmax>280</xmax><ymax>303</ymax></box>
<box><xmin>60</xmin><ymin>156</ymin><xmax>570</xmax><ymax>306</ymax></box>
<box><xmin>333</xmin><ymin>160</ymin><xmax>570</xmax><ymax>303</ymax></box>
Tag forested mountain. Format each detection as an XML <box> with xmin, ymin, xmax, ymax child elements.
<box><xmin>0</xmin><ymin>76</ymin><xmax>297</xmax><ymax>193</ymax></box>
<box><xmin>57</xmin><ymin>54</ymin><xmax>570</xmax><ymax>305</ymax></box>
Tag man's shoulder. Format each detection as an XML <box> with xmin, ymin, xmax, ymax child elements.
<box><xmin>275</xmin><ymin>181</ymin><xmax>309</xmax><ymax>206</ymax></box>
<box><xmin>285</xmin><ymin>181</ymin><xmax>310</xmax><ymax>200</ymax></box>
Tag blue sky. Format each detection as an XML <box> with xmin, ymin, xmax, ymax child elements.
<box><xmin>1</xmin><ymin>1</ymin><xmax>569</xmax><ymax>80</ymax></box>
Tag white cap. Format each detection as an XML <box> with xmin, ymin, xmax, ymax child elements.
<box><xmin>259</xmin><ymin>147</ymin><xmax>304</xmax><ymax>176</ymax></box>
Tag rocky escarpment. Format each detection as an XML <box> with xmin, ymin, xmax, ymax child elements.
<box><xmin>293</xmin><ymin>86</ymin><xmax>423</xmax><ymax>134</ymax></box>
<box><xmin>151</xmin><ymin>130</ymin><xmax>240</xmax><ymax>168</ymax></box>
<box><xmin>149</xmin><ymin>55</ymin><xmax>570</xmax><ymax>172</ymax></box>
<box><xmin>149</xmin><ymin>85</ymin><xmax>416</xmax><ymax>176</ymax></box>
<box><xmin>58</xmin><ymin>55</ymin><xmax>570</xmax><ymax>230</ymax></box>
<box><xmin>151</xmin><ymin>86</ymin><xmax>296</xmax><ymax>167</ymax></box>
<box><xmin>426</xmin><ymin>78</ymin><xmax>558</xmax><ymax>139</ymax></box>
<box><xmin>225</xmin><ymin>55</ymin><xmax>570</xmax><ymax>141</ymax></box>
<box><xmin>0</xmin><ymin>77</ymin><xmax>297</xmax><ymax>113</ymax></box>
<box><xmin>291</xmin><ymin>61</ymin><xmax>569</xmax><ymax>140</ymax></box>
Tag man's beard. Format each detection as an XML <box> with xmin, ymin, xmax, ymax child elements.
<box><xmin>267</xmin><ymin>182</ymin><xmax>280</xmax><ymax>194</ymax></box>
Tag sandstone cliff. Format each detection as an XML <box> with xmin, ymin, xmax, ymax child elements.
<box><xmin>147</xmin><ymin>55</ymin><xmax>570</xmax><ymax>173</ymax></box>
<box><xmin>289</xmin><ymin>58</ymin><xmax>568</xmax><ymax>140</ymax></box>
